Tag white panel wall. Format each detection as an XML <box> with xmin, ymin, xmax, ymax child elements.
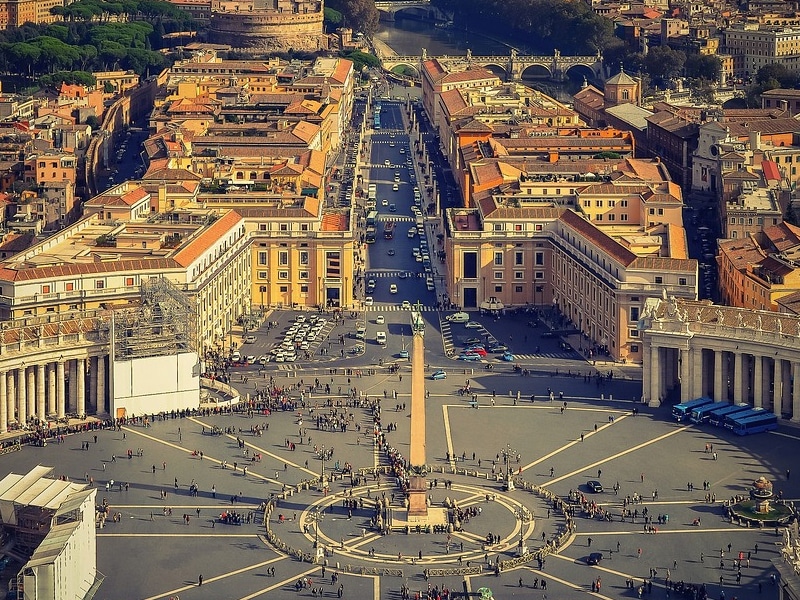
<box><xmin>111</xmin><ymin>352</ymin><xmax>200</xmax><ymax>416</ymax></box>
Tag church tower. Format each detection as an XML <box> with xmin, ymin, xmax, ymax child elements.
<box><xmin>604</xmin><ymin>67</ymin><xmax>640</xmax><ymax>107</ymax></box>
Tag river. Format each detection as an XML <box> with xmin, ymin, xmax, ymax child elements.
<box><xmin>374</xmin><ymin>17</ymin><xmax>581</xmax><ymax>102</ymax></box>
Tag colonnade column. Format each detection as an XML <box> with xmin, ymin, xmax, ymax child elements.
<box><xmin>793</xmin><ymin>362</ymin><xmax>800</xmax><ymax>423</ymax></box>
<box><xmin>754</xmin><ymin>356</ymin><xmax>763</xmax><ymax>408</ymax></box>
<box><xmin>47</xmin><ymin>364</ymin><xmax>56</xmax><ymax>416</ymax></box>
<box><xmin>774</xmin><ymin>358</ymin><xmax>783</xmax><ymax>417</ymax></box>
<box><xmin>0</xmin><ymin>371</ymin><xmax>6</xmax><ymax>434</ymax></box>
<box><xmin>713</xmin><ymin>351</ymin><xmax>724</xmax><ymax>401</ymax></box>
<box><xmin>733</xmin><ymin>352</ymin><xmax>743</xmax><ymax>403</ymax></box>
<box><xmin>97</xmin><ymin>356</ymin><xmax>106</xmax><ymax>413</ymax></box>
<box><xmin>7</xmin><ymin>371</ymin><xmax>15</xmax><ymax>425</ymax></box>
<box><xmin>89</xmin><ymin>357</ymin><xmax>98</xmax><ymax>415</ymax></box>
<box><xmin>56</xmin><ymin>360</ymin><xmax>65</xmax><ymax>419</ymax></box>
<box><xmin>680</xmin><ymin>348</ymin><xmax>691</xmax><ymax>402</ymax></box>
<box><xmin>68</xmin><ymin>360</ymin><xmax>77</xmax><ymax>414</ymax></box>
<box><xmin>76</xmin><ymin>358</ymin><xmax>86</xmax><ymax>417</ymax></box>
<box><xmin>36</xmin><ymin>364</ymin><xmax>45</xmax><ymax>420</ymax></box>
<box><xmin>26</xmin><ymin>367</ymin><xmax>35</xmax><ymax>421</ymax></box>
<box><xmin>17</xmin><ymin>368</ymin><xmax>26</xmax><ymax>425</ymax></box>
<box><xmin>691</xmin><ymin>347</ymin><xmax>703</xmax><ymax>398</ymax></box>
<box><xmin>649</xmin><ymin>344</ymin><xmax>660</xmax><ymax>406</ymax></box>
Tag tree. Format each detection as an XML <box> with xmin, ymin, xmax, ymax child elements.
<box><xmin>755</xmin><ymin>63</ymin><xmax>798</xmax><ymax>88</ymax></box>
<box><xmin>324</xmin><ymin>7</ymin><xmax>343</xmax><ymax>30</ymax></box>
<box><xmin>685</xmin><ymin>54</ymin><xmax>721</xmax><ymax>82</ymax></box>
<box><xmin>326</xmin><ymin>0</ymin><xmax>378</xmax><ymax>36</ymax></box>
<box><xmin>643</xmin><ymin>45</ymin><xmax>685</xmax><ymax>87</ymax></box>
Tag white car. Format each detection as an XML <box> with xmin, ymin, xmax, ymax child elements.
<box><xmin>365</xmin><ymin>296</ymin><xmax>374</xmax><ymax>306</ymax></box>
<box><xmin>384</xmin><ymin>159</ymin><xmax>390</xmax><ymax>166</ymax></box>
<box><xmin>408</xmin><ymin>228</ymin><xmax>416</xmax><ymax>238</ymax></box>
<box><xmin>376</xmin><ymin>315</ymin><xmax>385</xmax><ymax>324</ymax></box>
<box><xmin>381</xmin><ymin>198</ymin><xmax>389</xmax><ymax>206</ymax></box>
<box><xmin>376</xmin><ymin>331</ymin><xmax>387</xmax><ymax>345</ymax></box>
<box><xmin>392</xmin><ymin>184</ymin><xmax>399</xmax><ymax>191</ymax></box>
<box><xmin>389</xmin><ymin>284</ymin><xmax>398</xmax><ymax>294</ymax></box>
<box><xmin>464</xmin><ymin>321</ymin><xmax>482</xmax><ymax>329</ymax></box>
<box><xmin>243</xmin><ymin>335</ymin><xmax>256</xmax><ymax>343</ymax></box>
<box><xmin>401</xmin><ymin>300</ymin><xmax>411</xmax><ymax>310</ymax></box>
<box><xmin>446</xmin><ymin>312</ymin><xmax>470</xmax><ymax>323</ymax></box>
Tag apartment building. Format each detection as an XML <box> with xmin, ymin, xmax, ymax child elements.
<box><xmin>444</xmin><ymin>158</ymin><xmax>697</xmax><ymax>363</ymax></box>
<box><xmin>718</xmin><ymin>222</ymin><xmax>800</xmax><ymax>310</ymax></box>
<box><xmin>0</xmin><ymin>0</ymin><xmax>67</xmax><ymax>28</ymax></box>
<box><xmin>724</xmin><ymin>25</ymin><xmax>800</xmax><ymax>77</ymax></box>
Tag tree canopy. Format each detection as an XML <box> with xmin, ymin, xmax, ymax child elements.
<box><xmin>325</xmin><ymin>0</ymin><xmax>378</xmax><ymax>36</ymax></box>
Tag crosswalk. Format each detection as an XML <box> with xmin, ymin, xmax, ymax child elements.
<box><xmin>363</xmin><ymin>304</ymin><xmax>437</xmax><ymax>312</ymax></box>
<box><xmin>376</xmin><ymin>215</ymin><xmax>414</xmax><ymax>223</ymax></box>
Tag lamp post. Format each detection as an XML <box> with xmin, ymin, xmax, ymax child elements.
<box><xmin>501</xmin><ymin>443</ymin><xmax>515</xmax><ymax>491</ymax></box>
<box><xmin>307</xmin><ymin>506</ymin><xmax>324</xmax><ymax>549</ymax></box>
<box><xmin>320</xmin><ymin>444</ymin><xmax>327</xmax><ymax>491</ymax></box>
<box><xmin>514</xmin><ymin>502</ymin><xmax>531</xmax><ymax>556</ymax></box>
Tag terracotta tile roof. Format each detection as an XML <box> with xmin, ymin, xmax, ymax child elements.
<box><xmin>321</xmin><ymin>212</ymin><xmax>348</xmax><ymax>231</ymax></box>
<box><xmin>718</xmin><ymin>237</ymin><xmax>765</xmax><ymax>270</ymax></box>
<box><xmin>759</xmin><ymin>254</ymin><xmax>794</xmax><ymax>277</ymax></box>
<box><xmin>722</xmin><ymin>117</ymin><xmax>800</xmax><ymax>137</ymax></box>
<box><xmin>441</xmin><ymin>67</ymin><xmax>499</xmax><ymax>85</ymax></box>
<box><xmin>142</xmin><ymin>167</ymin><xmax>201</xmax><ymax>181</ymax></box>
<box><xmin>422</xmin><ymin>59</ymin><xmax>446</xmax><ymax>82</ymax></box>
<box><xmin>0</xmin><ymin>259</ymin><xmax>178</xmax><ymax>282</ymax></box>
<box><xmin>173</xmin><ymin>210</ymin><xmax>243</xmax><ymax>268</ymax></box>
<box><xmin>559</xmin><ymin>209</ymin><xmax>637</xmax><ymax>266</ymax></box>
<box><xmin>330</xmin><ymin>59</ymin><xmax>353</xmax><ymax>84</ymax></box>
<box><xmin>630</xmin><ymin>256</ymin><xmax>695</xmax><ymax>271</ymax></box>
<box><xmin>85</xmin><ymin>186</ymin><xmax>149</xmax><ymax>208</ymax></box>
<box><xmin>762</xmin><ymin>222</ymin><xmax>800</xmax><ymax>251</ymax></box>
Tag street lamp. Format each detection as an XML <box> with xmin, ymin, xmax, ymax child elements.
<box><xmin>500</xmin><ymin>443</ymin><xmax>515</xmax><ymax>491</ymax></box>
<box><xmin>514</xmin><ymin>502</ymin><xmax>531</xmax><ymax>556</ymax></box>
<box><xmin>319</xmin><ymin>445</ymin><xmax>327</xmax><ymax>491</ymax></box>
<box><xmin>307</xmin><ymin>506</ymin><xmax>324</xmax><ymax>549</ymax></box>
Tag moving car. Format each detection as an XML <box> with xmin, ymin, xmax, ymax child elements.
<box><xmin>464</xmin><ymin>321</ymin><xmax>482</xmax><ymax>329</ymax></box>
<box><xmin>392</xmin><ymin>184</ymin><xmax>399</xmax><ymax>191</ymax></box>
<box><xmin>376</xmin><ymin>331</ymin><xmax>387</xmax><ymax>345</ymax></box>
<box><xmin>381</xmin><ymin>199</ymin><xmax>389</xmax><ymax>206</ymax></box>
<box><xmin>457</xmin><ymin>353</ymin><xmax>481</xmax><ymax>361</ymax></box>
<box><xmin>446</xmin><ymin>312</ymin><xmax>470</xmax><ymax>323</ymax></box>
<box><xmin>587</xmin><ymin>480</ymin><xmax>603</xmax><ymax>493</ymax></box>
<box><xmin>387</xmin><ymin>249</ymin><xmax>395</xmax><ymax>256</ymax></box>
<box><xmin>408</xmin><ymin>228</ymin><xmax>416</xmax><ymax>238</ymax></box>
<box><xmin>401</xmin><ymin>300</ymin><xmax>411</xmax><ymax>309</ymax></box>
<box><xmin>501</xmin><ymin>351</ymin><xmax>515</xmax><ymax>362</ymax></box>
<box><xmin>231</xmin><ymin>351</ymin><xmax>242</xmax><ymax>362</ymax></box>
<box><xmin>399</xmin><ymin>349</ymin><xmax>409</xmax><ymax>359</ymax></box>
<box><xmin>243</xmin><ymin>335</ymin><xmax>256</xmax><ymax>343</ymax></box>
<box><xmin>389</xmin><ymin>284</ymin><xmax>398</xmax><ymax>294</ymax></box>
<box><xmin>365</xmin><ymin>297</ymin><xmax>374</xmax><ymax>306</ymax></box>
<box><xmin>355</xmin><ymin>326</ymin><xmax>366</xmax><ymax>340</ymax></box>
<box><xmin>463</xmin><ymin>348</ymin><xmax>487</xmax><ymax>357</ymax></box>
<box><xmin>389</xmin><ymin>204</ymin><xmax>397</xmax><ymax>212</ymax></box>
<box><xmin>586</xmin><ymin>552</ymin><xmax>603</xmax><ymax>566</ymax></box>
<box><xmin>376</xmin><ymin>315</ymin><xmax>385</xmax><ymax>324</ymax></box>
<box><xmin>488</xmin><ymin>343</ymin><xmax>508</xmax><ymax>352</ymax></box>
<box><xmin>465</xmin><ymin>337</ymin><xmax>482</xmax><ymax>345</ymax></box>
<box><xmin>431</xmin><ymin>370</ymin><xmax>447</xmax><ymax>380</ymax></box>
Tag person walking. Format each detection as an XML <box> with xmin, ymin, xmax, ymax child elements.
<box><xmin>198</xmin><ymin>574</ymin><xmax>203</xmax><ymax>586</ymax></box>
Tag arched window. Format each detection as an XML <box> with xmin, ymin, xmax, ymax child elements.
<box><xmin>622</xmin><ymin>89</ymin><xmax>630</xmax><ymax>100</ymax></box>
<box><xmin>235</xmin><ymin>172</ymin><xmax>244</xmax><ymax>180</ymax></box>
<box><xmin>250</xmin><ymin>172</ymin><xmax>257</xmax><ymax>180</ymax></box>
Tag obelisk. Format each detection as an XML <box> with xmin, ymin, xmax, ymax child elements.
<box><xmin>407</xmin><ymin>304</ymin><xmax>428</xmax><ymax>517</ymax></box>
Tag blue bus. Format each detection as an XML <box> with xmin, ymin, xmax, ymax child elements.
<box><xmin>672</xmin><ymin>397</ymin><xmax>715</xmax><ymax>422</ymax></box>
<box><xmin>707</xmin><ymin>403</ymin><xmax>751</xmax><ymax>427</ymax></box>
<box><xmin>690</xmin><ymin>401</ymin><xmax>729</xmax><ymax>425</ymax></box>
<box><xmin>732</xmin><ymin>413</ymin><xmax>779</xmax><ymax>436</ymax></box>
<box><xmin>723</xmin><ymin>407</ymin><xmax>768</xmax><ymax>430</ymax></box>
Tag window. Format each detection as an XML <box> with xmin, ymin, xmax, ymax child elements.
<box><xmin>300</xmin><ymin>284</ymin><xmax>309</xmax><ymax>293</ymax></box>
<box><xmin>596</xmin><ymin>200</ymin><xmax>603</xmax><ymax>207</ymax></box>
<box><xmin>515</xmin><ymin>285</ymin><xmax>523</xmax><ymax>293</ymax></box>
<box><xmin>258</xmin><ymin>271</ymin><xmax>267</xmax><ymax>280</ymax></box>
<box><xmin>535</xmin><ymin>252</ymin><xmax>544</xmax><ymax>266</ymax></box>
<box><xmin>535</xmin><ymin>271</ymin><xmax>544</xmax><ymax>279</ymax></box>
<box><xmin>494</xmin><ymin>285</ymin><xmax>503</xmax><ymax>293</ymax></box>
<box><xmin>279</xmin><ymin>285</ymin><xmax>288</xmax><ymax>293</ymax></box>
<box><xmin>41</xmin><ymin>284</ymin><xmax>51</xmax><ymax>294</ymax></box>
<box><xmin>595</xmin><ymin>214</ymin><xmax>603</xmax><ymax>221</ymax></box>
<box><xmin>462</xmin><ymin>252</ymin><xmax>478</xmax><ymax>278</ymax></box>
<box><xmin>95</xmin><ymin>280</ymin><xmax>105</xmax><ymax>289</ymax></box>
<box><xmin>280</xmin><ymin>223</ymin><xmax>288</xmax><ymax>231</ymax></box>
<box><xmin>278</xmin><ymin>271</ymin><xmax>289</xmax><ymax>280</ymax></box>
<box><xmin>608</xmin><ymin>214</ymin><xmax>615</xmax><ymax>221</ymax></box>
<box><xmin>325</xmin><ymin>251</ymin><xmax>341</xmax><ymax>278</ymax></box>
<box><xmin>299</xmin><ymin>251</ymin><xmax>309</xmax><ymax>265</ymax></box>
<box><xmin>258</xmin><ymin>223</ymin><xmax>267</xmax><ymax>231</ymax></box>
<box><xmin>631</xmin><ymin>344</ymin><xmax>639</xmax><ymax>353</ymax></box>
<box><xmin>514</xmin><ymin>224</ymin><xmax>523</xmax><ymax>232</ymax></box>
<box><xmin>630</xmin><ymin>306</ymin><xmax>640</xmax><ymax>322</ymax></box>
<box><xmin>66</xmin><ymin>282</ymin><xmax>74</xmax><ymax>291</ymax></box>
<box><xmin>258</xmin><ymin>251</ymin><xmax>267</xmax><ymax>266</ymax></box>
<box><xmin>279</xmin><ymin>251</ymin><xmax>288</xmax><ymax>266</ymax></box>
<box><xmin>620</xmin><ymin>200</ymin><xmax>628</xmax><ymax>207</ymax></box>
<box><xmin>620</xmin><ymin>214</ymin><xmax>628</xmax><ymax>221</ymax></box>
<box><xmin>494</xmin><ymin>252</ymin><xmax>503</xmax><ymax>266</ymax></box>
<box><xmin>514</xmin><ymin>251</ymin><xmax>523</xmax><ymax>265</ymax></box>
<box><xmin>654</xmin><ymin>276</ymin><xmax>663</xmax><ymax>284</ymax></box>
<box><xmin>493</xmin><ymin>223</ymin><xmax>503</xmax><ymax>231</ymax></box>
<box><xmin>125</xmin><ymin>277</ymin><xmax>134</xmax><ymax>286</ymax></box>
<box><xmin>630</xmin><ymin>329</ymin><xmax>639</xmax><ymax>337</ymax></box>
<box><xmin>515</xmin><ymin>271</ymin><xmax>524</xmax><ymax>280</ymax></box>
<box><xmin>494</xmin><ymin>271</ymin><xmax>503</xmax><ymax>280</ymax></box>
<box><xmin>649</xmin><ymin>208</ymin><xmax>655</xmax><ymax>215</ymax></box>
<box><xmin>301</xmin><ymin>224</ymin><xmax>309</xmax><ymax>232</ymax></box>
<box><xmin>299</xmin><ymin>271</ymin><xmax>309</xmax><ymax>280</ymax></box>
<box><xmin>679</xmin><ymin>277</ymin><xmax>687</xmax><ymax>285</ymax></box>
<box><xmin>535</xmin><ymin>224</ymin><xmax>543</xmax><ymax>231</ymax></box>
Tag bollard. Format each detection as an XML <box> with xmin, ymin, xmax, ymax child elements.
<box><xmin>609</xmin><ymin>394</ymin><xmax>613</xmax><ymax>401</ymax></box>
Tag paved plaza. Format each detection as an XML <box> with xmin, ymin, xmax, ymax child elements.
<box><xmin>1</xmin><ymin>356</ymin><xmax>796</xmax><ymax>600</ymax></box>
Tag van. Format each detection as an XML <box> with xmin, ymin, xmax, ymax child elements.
<box><xmin>231</xmin><ymin>351</ymin><xmax>242</xmax><ymax>363</ymax></box>
<box><xmin>355</xmin><ymin>326</ymin><xmax>366</xmax><ymax>340</ymax></box>
<box><xmin>376</xmin><ymin>331</ymin><xmax>387</xmax><ymax>345</ymax></box>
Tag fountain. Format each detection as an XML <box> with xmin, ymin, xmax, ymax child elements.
<box><xmin>729</xmin><ymin>475</ymin><xmax>793</xmax><ymax>526</ymax></box>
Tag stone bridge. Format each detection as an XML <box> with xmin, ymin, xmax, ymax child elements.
<box><xmin>380</xmin><ymin>49</ymin><xmax>605</xmax><ymax>83</ymax></box>
<box><xmin>374</xmin><ymin>0</ymin><xmax>449</xmax><ymax>22</ymax></box>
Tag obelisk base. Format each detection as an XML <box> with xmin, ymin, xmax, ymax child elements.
<box><xmin>407</xmin><ymin>475</ymin><xmax>428</xmax><ymax>517</ymax></box>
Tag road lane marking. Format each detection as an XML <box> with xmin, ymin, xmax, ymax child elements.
<box><xmin>522</xmin><ymin>565</ymin><xmax>614</xmax><ymax>600</ymax></box>
<box><xmin>442</xmin><ymin>404</ymin><xmax>455</xmax><ymax>468</ymax></box>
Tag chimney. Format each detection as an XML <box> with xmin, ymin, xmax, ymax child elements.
<box><xmin>749</xmin><ymin>130</ymin><xmax>761</xmax><ymax>151</ymax></box>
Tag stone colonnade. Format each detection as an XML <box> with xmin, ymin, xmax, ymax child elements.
<box><xmin>642</xmin><ymin>297</ymin><xmax>800</xmax><ymax>422</ymax></box>
<box><xmin>0</xmin><ymin>355</ymin><xmax>108</xmax><ymax>434</ymax></box>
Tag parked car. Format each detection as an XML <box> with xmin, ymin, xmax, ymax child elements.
<box><xmin>376</xmin><ymin>315</ymin><xmax>385</xmax><ymax>324</ymax></box>
<box><xmin>457</xmin><ymin>353</ymin><xmax>481</xmax><ymax>361</ymax></box>
<box><xmin>401</xmin><ymin>300</ymin><xmax>411</xmax><ymax>309</ymax></box>
<box><xmin>446</xmin><ymin>312</ymin><xmax>470</xmax><ymax>323</ymax></box>
<box><xmin>464</xmin><ymin>348</ymin><xmax>487</xmax><ymax>357</ymax></box>
<box><xmin>488</xmin><ymin>343</ymin><xmax>508</xmax><ymax>352</ymax></box>
<box><xmin>464</xmin><ymin>321</ymin><xmax>482</xmax><ymax>329</ymax></box>
<box><xmin>464</xmin><ymin>337</ymin><xmax>482</xmax><ymax>345</ymax></box>
<box><xmin>243</xmin><ymin>335</ymin><xmax>256</xmax><ymax>343</ymax></box>
<box><xmin>365</xmin><ymin>297</ymin><xmax>374</xmax><ymax>306</ymax></box>
<box><xmin>399</xmin><ymin>349</ymin><xmax>409</xmax><ymax>359</ymax></box>
<box><xmin>431</xmin><ymin>370</ymin><xmax>447</xmax><ymax>380</ymax></box>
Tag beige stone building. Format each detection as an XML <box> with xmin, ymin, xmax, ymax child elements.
<box><xmin>444</xmin><ymin>158</ymin><xmax>697</xmax><ymax>363</ymax></box>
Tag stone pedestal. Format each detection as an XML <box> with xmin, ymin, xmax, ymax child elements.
<box><xmin>407</xmin><ymin>475</ymin><xmax>428</xmax><ymax>517</ymax></box>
